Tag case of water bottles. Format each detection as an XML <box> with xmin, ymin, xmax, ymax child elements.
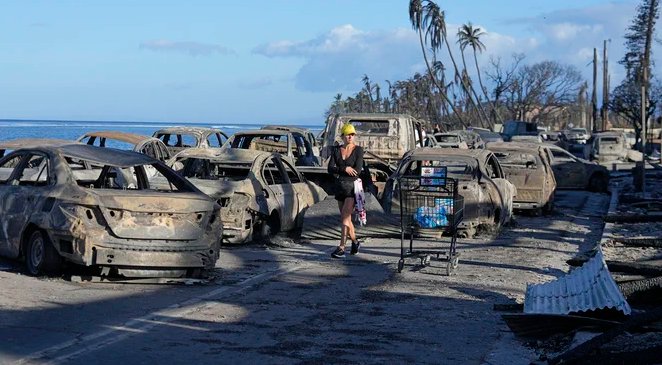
<box><xmin>396</xmin><ymin>168</ymin><xmax>464</xmax><ymax>275</ymax></box>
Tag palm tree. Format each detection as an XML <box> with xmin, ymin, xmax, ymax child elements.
<box><xmin>409</xmin><ymin>0</ymin><xmax>466</xmax><ymax>126</ymax></box>
<box><xmin>458</xmin><ymin>22</ymin><xmax>501</xmax><ymax>127</ymax></box>
<box><xmin>361</xmin><ymin>74</ymin><xmax>374</xmax><ymax>112</ymax></box>
<box><xmin>423</xmin><ymin>2</ymin><xmax>484</xmax><ymax>127</ymax></box>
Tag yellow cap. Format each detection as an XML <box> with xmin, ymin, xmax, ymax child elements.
<box><xmin>341</xmin><ymin>123</ymin><xmax>356</xmax><ymax>136</ymax></box>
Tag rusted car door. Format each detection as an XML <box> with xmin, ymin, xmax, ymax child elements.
<box><xmin>261</xmin><ymin>157</ymin><xmax>298</xmax><ymax>231</ymax></box>
<box><xmin>550</xmin><ymin>148</ymin><xmax>586</xmax><ymax>189</ymax></box>
<box><xmin>281</xmin><ymin>159</ymin><xmax>311</xmax><ymax>222</ymax></box>
<box><xmin>0</xmin><ymin>152</ymin><xmax>52</xmax><ymax>258</ymax></box>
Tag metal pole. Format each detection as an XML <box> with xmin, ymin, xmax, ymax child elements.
<box><xmin>602</xmin><ymin>40</ymin><xmax>609</xmax><ymax>131</ymax></box>
<box><xmin>641</xmin><ymin>66</ymin><xmax>647</xmax><ymax>195</ymax></box>
<box><xmin>592</xmin><ymin>48</ymin><xmax>598</xmax><ymax>133</ymax></box>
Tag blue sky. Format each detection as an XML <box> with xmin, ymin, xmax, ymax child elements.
<box><xmin>0</xmin><ymin>0</ymin><xmax>651</xmax><ymax>125</ymax></box>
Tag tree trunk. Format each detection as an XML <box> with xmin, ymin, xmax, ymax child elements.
<box><xmin>417</xmin><ymin>29</ymin><xmax>466</xmax><ymax>126</ymax></box>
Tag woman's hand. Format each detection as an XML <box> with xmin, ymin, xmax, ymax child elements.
<box><xmin>345</xmin><ymin>166</ymin><xmax>358</xmax><ymax>176</ymax></box>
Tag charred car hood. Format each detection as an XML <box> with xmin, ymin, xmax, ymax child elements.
<box><xmin>84</xmin><ymin>190</ymin><xmax>214</xmax><ymax>240</ymax></box>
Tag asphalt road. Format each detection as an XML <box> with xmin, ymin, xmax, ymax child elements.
<box><xmin>0</xmin><ymin>190</ymin><xmax>609</xmax><ymax>365</ymax></box>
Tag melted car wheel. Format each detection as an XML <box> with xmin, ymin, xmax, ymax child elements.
<box><xmin>25</xmin><ymin>230</ymin><xmax>62</xmax><ymax>276</ymax></box>
<box><xmin>255</xmin><ymin>213</ymin><xmax>281</xmax><ymax>243</ymax></box>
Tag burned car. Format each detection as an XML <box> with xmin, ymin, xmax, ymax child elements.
<box><xmin>77</xmin><ymin>131</ymin><xmax>171</xmax><ymax>161</ymax></box>
<box><xmin>153</xmin><ymin>126</ymin><xmax>229</xmax><ymax>156</ymax></box>
<box><xmin>0</xmin><ymin>144</ymin><xmax>222</xmax><ymax>277</ymax></box>
<box><xmin>383</xmin><ymin>148</ymin><xmax>516</xmax><ymax>238</ymax></box>
<box><xmin>223</xmin><ymin>129</ymin><xmax>320</xmax><ymax>167</ymax></box>
<box><xmin>564</xmin><ymin>127</ymin><xmax>590</xmax><ymax>144</ymax></box>
<box><xmin>432</xmin><ymin>132</ymin><xmax>469</xmax><ymax>149</ymax></box>
<box><xmin>487</xmin><ymin>142</ymin><xmax>556</xmax><ymax>214</ymax></box>
<box><xmin>169</xmin><ymin>148</ymin><xmax>326</xmax><ymax>244</ymax></box>
<box><xmin>547</xmin><ymin>144</ymin><xmax>609</xmax><ymax>192</ymax></box>
<box><xmin>590</xmin><ymin>131</ymin><xmax>631</xmax><ymax>162</ymax></box>
<box><xmin>449</xmin><ymin>129</ymin><xmax>485</xmax><ymax>149</ymax></box>
<box><xmin>261</xmin><ymin>125</ymin><xmax>320</xmax><ymax>157</ymax></box>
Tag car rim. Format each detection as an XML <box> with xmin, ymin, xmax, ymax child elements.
<box><xmin>30</xmin><ymin>235</ymin><xmax>44</xmax><ymax>268</ymax></box>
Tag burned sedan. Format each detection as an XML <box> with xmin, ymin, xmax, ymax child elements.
<box><xmin>77</xmin><ymin>131</ymin><xmax>171</xmax><ymax>162</ymax></box>
<box><xmin>547</xmin><ymin>144</ymin><xmax>609</xmax><ymax>192</ymax></box>
<box><xmin>487</xmin><ymin>142</ymin><xmax>557</xmax><ymax>215</ymax></box>
<box><xmin>0</xmin><ymin>144</ymin><xmax>222</xmax><ymax>277</ymax></box>
<box><xmin>223</xmin><ymin>129</ymin><xmax>320</xmax><ymax>167</ymax></box>
<box><xmin>383</xmin><ymin>148</ymin><xmax>516</xmax><ymax>238</ymax></box>
<box><xmin>153</xmin><ymin>126</ymin><xmax>229</xmax><ymax>156</ymax></box>
<box><xmin>169</xmin><ymin>148</ymin><xmax>326</xmax><ymax>244</ymax></box>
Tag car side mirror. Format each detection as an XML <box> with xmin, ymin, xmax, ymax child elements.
<box><xmin>262</xmin><ymin>188</ymin><xmax>270</xmax><ymax>198</ymax></box>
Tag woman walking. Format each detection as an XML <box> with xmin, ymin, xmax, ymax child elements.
<box><xmin>327</xmin><ymin>123</ymin><xmax>364</xmax><ymax>258</ymax></box>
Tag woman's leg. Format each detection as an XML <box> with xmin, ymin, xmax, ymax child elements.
<box><xmin>341</xmin><ymin>197</ymin><xmax>356</xmax><ymax>243</ymax></box>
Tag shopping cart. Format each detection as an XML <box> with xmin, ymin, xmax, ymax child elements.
<box><xmin>396</xmin><ymin>171</ymin><xmax>464</xmax><ymax>275</ymax></box>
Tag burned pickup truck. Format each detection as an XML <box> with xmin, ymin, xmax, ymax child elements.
<box><xmin>0</xmin><ymin>144</ymin><xmax>222</xmax><ymax>277</ymax></box>
<box><xmin>169</xmin><ymin>148</ymin><xmax>326</xmax><ymax>243</ymax></box>
<box><xmin>318</xmin><ymin>113</ymin><xmax>426</xmax><ymax>197</ymax></box>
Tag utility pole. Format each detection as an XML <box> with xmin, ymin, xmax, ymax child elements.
<box><xmin>592</xmin><ymin>48</ymin><xmax>598</xmax><ymax>133</ymax></box>
<box><xmin>641</xmin><ymin>64</ymin><xmax>647</xmax><ymax>195</ymax></box>
<box><xmin>602</xmin><ymin>40</ymin><xmax>609</xmax><ymax>131</ymax></box>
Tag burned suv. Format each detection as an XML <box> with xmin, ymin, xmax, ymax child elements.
<box><xmin>0</xmin><ymin>144</ymin><xmax>222</xmax><ymax>277</ymax></box>
<box><xmin>488</xmin><ymin>142</ymin><xmax>557</xmax><ymax>215</ymax></box>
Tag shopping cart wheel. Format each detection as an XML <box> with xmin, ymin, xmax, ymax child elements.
<box><xmin>446</xmin><ymin>256</ymin><xmax>459</xmax><ymax>276</ymax></box>
<box><xmin>421</xmin><ymin>255</ymin><xmax>431</xmax><ymax>266</ymax></box>
<box><xmin>397</xmin><ymin>259</ymin><xmax>404</xmax><ymax>273</ymax></box>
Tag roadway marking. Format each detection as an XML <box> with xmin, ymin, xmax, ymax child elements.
<box><xmin>15</xmin><ymin>264</ymin><xmax>307</xmax><ymax>365</ymax></box>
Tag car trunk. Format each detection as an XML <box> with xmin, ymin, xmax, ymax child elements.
<box><xmin>90</xmin><ymin>190</ymin><xmax>212</xmax><ymax>240</ymax></box>
<box><xmin>502</xmin><ymin>167</ymin><xmax>544</xmax><ymax>203</ymax></box>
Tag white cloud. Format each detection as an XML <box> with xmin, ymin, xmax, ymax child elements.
<box><xmin>251</xmin><ymin>2</ymin><xmax>648</xmax><ymax>95</ymax></box>
<box><xmin>254</xmin><ymin>25</ymin><xmax>421</xmax><ymax>92</ymax></box>
<box><xmin>140</xmin><ymin>40</ymin><xmax>235</xmax><ymax>57</ymax></box>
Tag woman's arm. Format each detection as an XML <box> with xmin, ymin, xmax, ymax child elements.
<box><xmin>327</xmin><ymin>147</ymin><xmax>342</xmax><ymax>174</ymax></box>
<box><xmin>353</xmin><ymin>147</ymin><xmax>364</xmax><ymax>175</ymax></box>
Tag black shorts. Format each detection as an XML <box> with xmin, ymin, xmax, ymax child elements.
<box><xmin>335</xmin><ymin>179</ymin><xmax>355</xmax><ymax>201</ymax></box>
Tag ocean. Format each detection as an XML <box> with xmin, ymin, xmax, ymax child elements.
<box><xmin>0</xmin><ymin>119</ymin><xmax>325</xmax><ymax>144</ymax></box>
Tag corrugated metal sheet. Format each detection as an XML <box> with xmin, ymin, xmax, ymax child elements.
<box><xmin>524</xmin><ymin>248</ymin><xmax>631</xmax><ymax>315</ymax></box>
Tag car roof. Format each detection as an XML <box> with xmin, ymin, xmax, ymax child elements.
<box><xmin>80</xmin><ymin>131</ymin><xmax>155</xmax><ymax>145</ymax></box>
<box><xmin>233</xmin><ymin>129</ymin><xmax>291</xmax><ymax>136</ymax></box>
<box><xmin>487</xmin><ymin>141</ymin><xmax>550</xmax><ymax>151</ymax></box>
<box><xmin>261</xmin><ymin>125</ymin><xmax>312</xmax><ymax>133</ymax></box>
<box><xmin>407</xmin><ymin>147</ymin><xmax>489</xmax><ymax>160</ymax></box>
<box><xmin>153</xmin><ymin>126</ymin><xmax>224</xmax><ymax>136</ymax></box>
<box><xmin>43</xmin><ymin>144</ymin><xmax>156</xmax><ymax>167</ymax></box>
<box><xmin>173</xmin><ymin>147</ymin><xmax>269</xmax><ymax>163</ymax></box>
<box><xmin>0</xmin><ymin>138</ymin><xmax>78</xmax><ymax>149</ymax></box>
